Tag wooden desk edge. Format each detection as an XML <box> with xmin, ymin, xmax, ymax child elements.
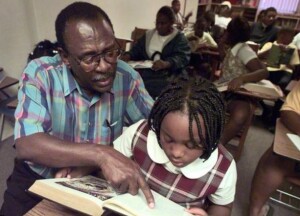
<box><xmin>273</xmin><ymin>119</ymin><xmax>300</xmax><ymax>161</ymax></box>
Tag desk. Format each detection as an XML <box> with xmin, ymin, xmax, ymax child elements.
<box><xmin>273</xmin><ymin>119</ymin><xmax>300</xmax><ymax>161</ymax></box>
<box><xmin>0</xmin><ymin>76</ymin><xmax>18</xmax><ymax>90</ymax></box>
<box><xmin>6</xmin><ymin>98</ymin><xmax>18</xmax><ymax>109</ymax></box>
<box><xmin>25</xmin><ymin>199</ymin><xmax>83</xmax><ymax>216</ymax></box>
<box><xmin>26</xmin><ymin>199</ymin><xmax>121</xmax><ymax>216</ymax></box>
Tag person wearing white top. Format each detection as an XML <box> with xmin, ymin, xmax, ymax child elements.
<box><xmin>214</xmin><ymin>1</ymin><xmax>232</xmax><ymax>29</ymax></box>
<box><xmin>292</xmin><ymin>32</ymin><xmax>300</xmax><ymax>49</ymax></box>
<box><xmin>114</xmin><ymin>76</ymin><xmax>237</xmax><ymax>216</ymax></box>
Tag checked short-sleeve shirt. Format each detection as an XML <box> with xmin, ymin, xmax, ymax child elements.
<box><xmin>14</xmin><ymin>55</ymin><xmax>154</xmax><ymax>178</ymax></box>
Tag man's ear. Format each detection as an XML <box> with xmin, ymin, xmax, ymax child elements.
<box><xmin>58</xmin><ymin>47</ymin><xmax>71</xmax><ymax>68</ymax></box>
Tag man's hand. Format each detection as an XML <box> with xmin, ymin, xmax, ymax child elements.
<box><xmin>97</xmin><ymin>146</ymin><xmax>155</xmax><ymax>208</ymax></box>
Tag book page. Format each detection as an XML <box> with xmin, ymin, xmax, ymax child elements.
<box><xmin>128</xmin><ymin>60</ymin><xmax>153</xmax><ymax>69</ymax></box>
<box><xmin>241</xmin><ymin>80</ymin><xmax>283</xmax><ymax>98</ymax></box>
<box><xmin>29</xmin><ymin>176</ymin><xmax>118</xmax><ymax>216</ymax></box>
<box><xmin>103</xmin><ymin>190</ymin><xmax>193</xmax><ymax>216</ymax></box>
<box><xmin>287</xmin><ymin>133</ymin><xmax>300</xmax><ymax>151</ymax></box>
<box><xmin>56</xmin><ymin>176</ymin><xmax>117</xmax><ymax>200</ymax></box>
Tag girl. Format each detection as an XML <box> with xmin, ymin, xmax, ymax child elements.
<box><xmin>114</xmin><ymin>75</ymin><xmax>237</xmax><ymax>216</ymax></box>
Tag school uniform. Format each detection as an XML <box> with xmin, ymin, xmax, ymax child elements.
<box><xmin>114</xmin><ymin>120</ymin><xmax>237</xmax><ymax>209</ymax></box>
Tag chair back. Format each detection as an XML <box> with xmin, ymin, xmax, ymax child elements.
<box><xmin>131</xmin><ymin>27</ymin><xmax>147</xmax><ymax>46</ymax></box>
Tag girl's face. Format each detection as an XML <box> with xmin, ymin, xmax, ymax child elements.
<box><xmin>160</xmin><ymin>111</ymin><xmax>205</xmax><ymax>168</ymax></box>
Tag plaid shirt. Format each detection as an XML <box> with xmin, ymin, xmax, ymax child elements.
<box><xmin>132</xmin><ymin>120</ymin><xmax>233</xmax><ymax>209</ymax></box>
<box><xmin>14</xmin><ymin>55</ymin><xmax>153</xmax><ymax>178</ymax></box>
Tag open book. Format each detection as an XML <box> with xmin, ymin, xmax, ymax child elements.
<box><xmin>215</xmin><ymin>79</ymin><xmax>283</xmax><ymax>99</ymax></box>
<box><xmin>28</xmin><ymin>175</ymin><xmax>192</xmax><ymax>216</ymax></box>
<box><xmin>266</xmin><ymin>44</ymin><xmax>294</xmax><ymax>68</ymax></box>
<box><xmin>128</xmin><ymin>60</ymin><xmax>153</xmax><ymax>69</ymax></box>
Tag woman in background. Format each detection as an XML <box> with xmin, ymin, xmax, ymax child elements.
<box><xmin>217</xmin><ymin>17</ymin><xmax>268</xmax><ymax>148</ymax></box>
<box><xmin>121</xmin><ymin>6</ymin><xmax>190</xmax><ymax>99</ymax></box>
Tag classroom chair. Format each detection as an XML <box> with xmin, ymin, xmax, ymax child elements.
<box><xmin>130</xmin><ymin>27</ymin><xmax>147</xmax><ymax>47</ymax></box>
<box><xmin>269</xmin><ymin>171</ymin><xmax>300</xmax><ymax>211</ymax></box>
<box><xmin>225</xmin><ymin>102</ymin><xmax>256</xmax><ymax>161</ymax></box>
<box><xmin>116</xmin><ymin>38</ymin><xmax>133</xmax><ymax>52</ymax></box>
<box><xmin>0</xmin><ymin>96</ymin><xmax>17</xmax><ymax>141</ymax></box>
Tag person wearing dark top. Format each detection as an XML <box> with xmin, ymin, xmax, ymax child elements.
<box><xmin>249</xmin><ymin>7</ymin><xmax>279</xmax><ymax>47</ymax></box>
<box><xmin>121</xmin><ymin>6</ymin><xmax>190</xmax><ymax>99</ymax></box>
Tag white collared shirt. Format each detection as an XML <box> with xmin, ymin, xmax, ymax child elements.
<box><xmin>114</xmin><ymin>120</ymin><xmax>237</xmax><ymax>205</ymax></box>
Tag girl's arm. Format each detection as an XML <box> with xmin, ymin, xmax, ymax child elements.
<box><xmin>186</xmin><ymin>203</ymin><xmax>232</xmax><ymax>216</ymax></box>
<box><xmin>228</xmin><ymin>58</ymin><xmax>268</xmax><ymax>91</ymax></box>
<box><xmin>206</xmin><ymin>203</ymin><xmax>233</xmax><ymax>216</ymax></box>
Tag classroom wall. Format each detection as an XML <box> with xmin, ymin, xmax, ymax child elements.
<box><xmin>0</xmin><ymin>0</ymin><xmax>36</xmax><ymax>83</ymax></box>
<box><xmin>0</xmin><ymin>0</ymin><xmax>198</xmax><ymax>81</ymax></box>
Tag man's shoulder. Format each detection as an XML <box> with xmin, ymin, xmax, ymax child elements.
<box><xmin>25</xmin><ymin>55</ymin><xmax>63</xmax><ymax>77</ymax></box>
<box><xmin>115</xmin><ymin>60</ymin><xmax>141</xmax><ymax>82</ymax></box>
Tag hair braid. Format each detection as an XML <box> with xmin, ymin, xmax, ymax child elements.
<box><xmin>148</xmin><ymin>74</ymin><xmax>225</xmax><ymax>160</ymax></box>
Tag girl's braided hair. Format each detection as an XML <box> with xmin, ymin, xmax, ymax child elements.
<box><xmin>148</xmin><ymin>74</ymin><xmax>225</xmax><ymax>160</ymax></box>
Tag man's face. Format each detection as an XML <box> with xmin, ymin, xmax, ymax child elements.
<box><xmin>172</xmin><ymin>1</ymin><xmax>181</xmax><ymax>14</ymax></box>
<box><xmin>61</xmin><ymin>18</ymin><xmax>117</xmax><ymax>96</ymax></box>
<box><xmin>262</xmin><ymin>11</ymin><xmax>277</xmax><ymax>26</ymax></box>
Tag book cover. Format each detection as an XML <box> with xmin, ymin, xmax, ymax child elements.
<box><xmin>28</xmin><ymin>176</ymin><xmax>192</xmax><ymax>216</ymax></box>
<box><xmin>266</xmin><ymin>44</ymin><xmax>294</xmax><ymax>68</ymax></box>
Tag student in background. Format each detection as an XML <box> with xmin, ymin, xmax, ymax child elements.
<box><xmin>27</xmin><ymin>40</ymin><xmax>58</xmax><ymax>62</ymax></box>
<box><xmin>113</xmin><ymin>75</ymin><xmax>237</xmax><ymax>216</ymax></box>
<box><xmin>186</xmin><ymin>17</ymin><xmax>217</xmax><ymax>52</ymax></box>
<box><xmin>171</xmin><ymin>0</ymin><xmax>193</xmax><ymax>30</ymax></box>
<box><xmin>121</xmin><ymin>6</ymin><xmax>190</xmax><ymax>99</ymax></box>
<box><xmin>258</xmin><ymin>28</ymin><xmax>299</xmax><ymax>90</ymax></box>
<box><xmin>186</xmin><ymin>17</ymin><xmax>217</xmax><ymax>79</ymax></box>
<box><xmin>249</xmin><ymin>81</ymin><xmax>300</xmax><ymax>216</ymax></box>
<box><xmin>218</xmin><ymin>17</ymin><xmax>268</xmax><ymax>146</ymax></box>
<box><xmin>214</xmin><ymin>1</ymin><xmax>232</xmax><ymax>30</ymax></box>
<box><xmin>258</xmin><ymin>28</ymin><xmax>299</xmax><ymax>131</ymax></box>
<box><xmin>291</xmin><ymin>31</ymin><xmax>300</xmax><ymax>50</ymax></box>
<box><xmin>250</xmin><ymin>7</ymin><xmax>279</xmax><ymax>48</ymax></box>
<box><xmin>203</xmin><ymin>10</ymin><xmax>215</xmax><ymax>33</ymax></box>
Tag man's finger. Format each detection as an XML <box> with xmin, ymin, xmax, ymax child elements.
<box><xmin>138</xmin><ymin>176</ymin><xmax>155</xmax><ymax>208</ymax></box>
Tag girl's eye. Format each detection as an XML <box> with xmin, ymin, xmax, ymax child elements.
<box><xmin>185</xmin><ymin>142</ymin><xmax>195</xmax><ymax>149</ymax></box>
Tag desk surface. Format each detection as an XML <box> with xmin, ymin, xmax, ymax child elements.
<box><xmin>273</xmin><ymin>119</ymin><xmax>300</xmax><ymax>161</ymax></box>
<box><xmin>25</xmin><ymin>199</ymin><xmax>85</xmax><ymax>216</ymax></box>
<box><xmin>0</xmin><ymin>76</ymin><xmax>18</xmax><ymax>90</ymax></box>
<box><xmin>25</xmin><ymin>199</ymin><xmax>120</xmax><ymax>216</ymax></box>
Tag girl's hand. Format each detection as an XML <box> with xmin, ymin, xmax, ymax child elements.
<box><xmin>186</xmin><ymin>207</ymin><xmax>208</xmax><ymax>216</ymax></box>
<box><xmin>228</xmin><ymin>77</ymin><xmax>243</xmax><ymax>91</ymax></box>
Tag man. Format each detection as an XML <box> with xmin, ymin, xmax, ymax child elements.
<box><xmin>250</xmin><ymin>7</ymin><xmax>279</xmax><ymax>47</ymax></box>
<box><xmin>0</xmin><ymin>2</ymin><xmax>154</xmax><ymax>215</ymax></box>
<box><xmin>171</xmin><ymin>0</ymin><xmax>192</xmax><ymax>30</ymax></box>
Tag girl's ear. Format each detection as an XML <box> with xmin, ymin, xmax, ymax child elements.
<box><xmin>58</xmin><ymin>47</ymin><xmax>71</xmax><ymax>68</ymax></box>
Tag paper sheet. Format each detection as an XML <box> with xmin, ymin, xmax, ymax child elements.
<box><xmin>287</xmin><ymin>133</ymin><xmax>300</xmax><ymax>151</ymax></box>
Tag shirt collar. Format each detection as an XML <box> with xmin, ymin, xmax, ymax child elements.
<box><xmin>147</xmin><ymin>130</ymin><xmax>218</xmax><ymax>179</ymax></box>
